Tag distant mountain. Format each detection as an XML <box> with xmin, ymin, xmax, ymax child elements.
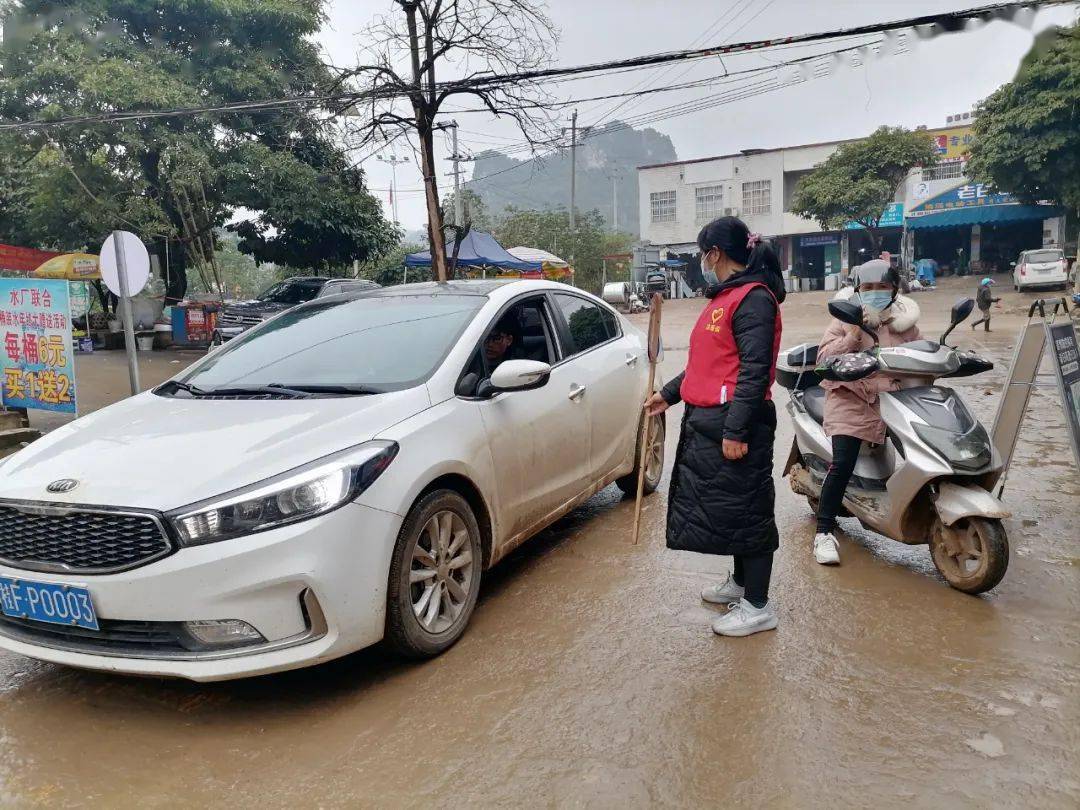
<box><xmin>465</xmin><ymin>121</ymin><xmax>678</xmax><ymax>237</ymax></box>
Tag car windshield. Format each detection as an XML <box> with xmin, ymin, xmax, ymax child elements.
<box><xmin>180</xmin><ymin>294</ymin><xmax>484</xmax><ymax>392</ymax></box>
<box><xmin>258</xmin><ymin>280</ymin><xmax>324</xmax><ymax>305</ymax></box>
<box><xmin>1027</xmin><ymin>250</ymin><xmax>1063</xmax><ymax>263</ymax></box>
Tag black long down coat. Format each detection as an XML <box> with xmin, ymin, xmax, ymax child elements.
<box><xmin>662</xmin><ymin>266</ymin><xmax>785</xmax><ymax>557</ymax></box>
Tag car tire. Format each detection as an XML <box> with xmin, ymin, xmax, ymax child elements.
<box><xmin>616</xmin><ymin>414</ymin><xmax>665</xmax><ymax>497</ymax></box>
<box><xmin>385</xmin><ymin>489</ymin><xmax>482</xmax><ymax>659</ymax></box>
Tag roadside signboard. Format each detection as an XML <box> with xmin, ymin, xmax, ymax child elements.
<box><xmin>0</xmin><ymin>279</ymin><xmax>76</xmax><ymax>414</ymax></box>
<box><xmin>99</xmin><ymin>231</ymin><xmax>150</xmax><ymax>297</ymax></box>
<box><xmin>1047</xmin><ymin>320</ymin><xmax>1080</xmax><ymax>468</ymax></box>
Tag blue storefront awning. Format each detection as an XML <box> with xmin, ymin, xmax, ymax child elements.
<box><xmin>906</xmin><ymin>203</ymin><xmax>1063</xmax><ymax>230</ymax></box>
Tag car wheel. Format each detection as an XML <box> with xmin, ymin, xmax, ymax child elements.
<box><xmin>386</xmin><ymin>490</ymin><xmax>482</xmax><ymax>659</ymax></box>
<box><xmin>616</xmin><ymin>414</ymin><xmax>665</xmax><ymax>496</ymax></box>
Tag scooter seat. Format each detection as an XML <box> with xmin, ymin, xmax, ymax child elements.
<box><xmin>802</xmin><ymin>386</ymin><xmax>827</xmax><ymax>425</ymax></box>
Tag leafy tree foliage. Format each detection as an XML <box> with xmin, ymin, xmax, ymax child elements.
<box><xmin>967</xmin><ymin>25</ymin><xmax>1080</xmax><ymax>214</ymax></box>
<box><xmin>0</xmin><ymin>0</ymin><xmax>396</xmax><ymax>301</ymax></box>
<box><xmin>791</xmin><ymin>126</ymin><xmax>938</xmax><ymax>252</ymax></box>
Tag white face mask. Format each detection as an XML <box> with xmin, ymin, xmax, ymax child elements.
<box><xmin>701</xmin><ymin>250</ymin><xmax>719</xmax><ymax>286</ymax></box>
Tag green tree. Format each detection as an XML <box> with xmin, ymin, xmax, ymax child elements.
<box><xmin>494</xmin><ymin>207</ymin><xmax>634</xmax><ymax>294</ymax></box>
<box><xmin>791</xmin><ymin>126</ymin><xmax>939</xmax><ymax>253</ymax></box>
<box><xmin>966</xmin><ymin>25</ymin><xmax>1080</xmax><ymax>216</ymax></box>
<box><xmin>356</xmin><ymin>242</ymin><xmax>432</xmax><ymax>287</ymax></box>
<box><xmin>0</xmin><ymin>1</ymin><xmax>397</xmax><ymax>302</ymax></box>
<box><xmin>441</xmin><ymin>188</ymin><xmax>493</xmax><ymax>232</ymax></box>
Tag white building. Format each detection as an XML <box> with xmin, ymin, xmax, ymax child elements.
<box><xmin>637</xmin><ymin>124</ymin><xmax>1063</xmax><ymax>290</ymax></box>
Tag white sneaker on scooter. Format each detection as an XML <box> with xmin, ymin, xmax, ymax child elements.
<box><xmin>814</xmin><ymin>532</ymin><xmax>840</xmax><ymax>565</ymax></box>
<box><xmin>701</xmin><ymin>573</ymin><xmax>745</xmax><ymax>605</ymax></box>
<box><xmin>712</xmin><ymin>598</ymin><xmax>778</xmax><ymax>637</ymax></box>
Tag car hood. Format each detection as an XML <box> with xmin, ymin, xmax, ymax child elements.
<box><xmin>223</xmin><ymin>300</ymin><xmax>292</xmax><ymax>317</ymax></box>
<box><xmin>0</xmin><ymin>387</ymin><xmax>431</xmax><ymax>511</ymax></box>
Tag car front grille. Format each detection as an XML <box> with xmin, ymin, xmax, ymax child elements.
<box><xmin>219</xmin><ymin>312</ymin><xmax>262</xmax><ymax>327</ymax></box>
<box><xmin>0</xmin><ymin>503</ymin><xmax>174</xmax><ymax>574</ymax></box>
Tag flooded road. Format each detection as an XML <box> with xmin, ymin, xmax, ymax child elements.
<box><xmin>1</xmin><ymin>279</ymin><xmax>1077</xmax><ymax>807</ymax></box>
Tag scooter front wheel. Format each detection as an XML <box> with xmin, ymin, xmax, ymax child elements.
<box><xmin>929</xmin><ymin>517</ymin><xmax>1009</xmax><ymax>594</ymax></box>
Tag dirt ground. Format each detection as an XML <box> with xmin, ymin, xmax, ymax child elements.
<box><xmin>0</xmin><ymin>277</ymin><xmax>1077</xmax><ymax>808</ymax></box>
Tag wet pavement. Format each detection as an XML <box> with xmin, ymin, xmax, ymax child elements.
<box><xmin>1</xmin><ymin>278</ymin><xmax>1077</xmax><ymax>807</ymax></box>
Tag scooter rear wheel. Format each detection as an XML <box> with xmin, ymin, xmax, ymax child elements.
<box><xmin>929</xmin><ymin>517</ymin><xmax>1009</xmax><ymax>594</ymax></box>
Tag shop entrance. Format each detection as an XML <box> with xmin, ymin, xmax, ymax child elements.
<box><xmin>795</xmin><ymin>235</ymin><xmax>841</xmax><ymax>291</ymax></box>
<box><xmin>977</xmin><ymin>220</ymin><xmax>1044</xmax><ymax>275</ymax></box>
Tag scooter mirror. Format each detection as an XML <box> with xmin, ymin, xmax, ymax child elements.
<box><xmin>951</xmin><ymin>297</ymin><xmax>976</xmax><ymax>324</ymax></box>
<box><xmin>828</xmin><ymin>300</ymin><xmax>863</xmax><ymax>326</ymax></box>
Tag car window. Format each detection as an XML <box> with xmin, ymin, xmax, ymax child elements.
<box><xmin>182</xmin><ymin>294</ymin><xmax>485</xmax><ymax>392</ymax></box>
<box><xmin>552</xmin><ymin>293</ymin><xmax>617</xmax><ymax>357</ymax></box>
<box><xmin>259</xmin><ymin>280</ymin><xmax>324</xmax><ymax>305</ymax></box>
<box><xmin>1027</xmin><ymin>249</ymin><xmax>1063</xmax><ymax>263</ymax></box>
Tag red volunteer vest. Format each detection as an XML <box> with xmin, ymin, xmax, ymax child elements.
<box><xmin>680</xmin><ymin>281</ymin><xmax>782</xmax><ymax>408</ymax></box>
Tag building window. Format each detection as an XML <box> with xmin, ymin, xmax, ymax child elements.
<box><xmin>922</xmin><ymin>161</ymin><xmax>965</xmax><ymax>181</ymax></box>
<box><xmin>695</xmin><ymin>185</ymin><xmax>724</xmax><ymax>222</ymax></box>
<box><xmin>650</xmin><ymin>190</ymin><xmax>677</xmax><ymax>223</ymax></box>
<box><xmin>742</xmin><ymin>180</ymin><xmax>771</xmax><ymax>215</ymax></box>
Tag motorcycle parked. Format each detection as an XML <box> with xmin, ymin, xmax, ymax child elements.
<box><xmin>779</xmin><ymin>298</ymin><xmax>1011</xmax><ymax>593</ymax></box>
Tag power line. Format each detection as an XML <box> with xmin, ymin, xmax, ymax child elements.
<box><xmin>0</xmin><ymin>0</ymin><xmax>1061</xmax><ymax>132</ymax></box>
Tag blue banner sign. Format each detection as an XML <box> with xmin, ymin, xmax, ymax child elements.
<box><xmin>0</xmin><ymin>279</ymin><xmax>77</xmax><ymax>414</ymax></box>
<box><xmin>909</xmin><ymin>183</ymin><xmax>1015</xmax><ymax>216</ymax></box>
<box><xmin>845</xmin><ymin>202</ymin><xmax>904</xmax><ymax>230</ymax></box>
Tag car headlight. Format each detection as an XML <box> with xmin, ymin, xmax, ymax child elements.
<box><xmin>169</xmin><ymin>441</ymin><xmax>398</xmax><ymax>546</ymax></box>
<box><xmin>912</xmin><ymin>422</ymin><xmax>992</xmax><ymax>472</ymax></box>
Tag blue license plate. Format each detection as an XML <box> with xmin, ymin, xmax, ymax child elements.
<box><xmin>0</xmin><ymin>577</ymin><xmax>99</xmax><ymax>630</ymax></box>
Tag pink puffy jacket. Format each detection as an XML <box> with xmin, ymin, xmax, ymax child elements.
<box><xmin>818</xmin><ymin>290</ymin><xmax>922</xmax><ymax>445</ymax></box>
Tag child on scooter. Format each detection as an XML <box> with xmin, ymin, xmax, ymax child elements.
<box><xmin>812</xmin><ymin>259</ymin><xmax>923</xmax><ymax>565</ymax></box>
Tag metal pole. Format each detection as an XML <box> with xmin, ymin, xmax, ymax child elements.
<box><xmin>569</xmin><ymin>109</ymin><xmax>577</xmax><ymax>233</ymax></box>
<box><xmin>451</xmin><ymin>121</ymin><xmax>463</xmax><ymax>227</ymax></box>
<box><xmin>113</xmin><ymin>230</ymin><xmax>141</xmax><ymax>395</ymax></box>
<box><xmin>612</xmin><ymin>174</ymin><xmax>618</xmax><ymax>232</ymax></box>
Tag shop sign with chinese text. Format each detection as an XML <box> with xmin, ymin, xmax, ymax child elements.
<box><xmin>0</xmin><ymin>279</ymin><xmax>76</xmax><ymax>414</ymax></box>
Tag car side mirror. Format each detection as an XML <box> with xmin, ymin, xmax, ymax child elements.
<box><xmin>489</xmin><ymin>360</ymin><xmax>551</xmax><ymax>393</ymax></box>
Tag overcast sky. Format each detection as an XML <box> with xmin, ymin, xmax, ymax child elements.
<box><xmin>319</xmin><ymin>0</ymin><xmax>1077</xmax><ymax>232</ymax></box>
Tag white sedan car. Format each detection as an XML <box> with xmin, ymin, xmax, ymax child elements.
<box><xmin>0</xmin><ymin>280</ymin><xmax>663</xmax><ymax>681</ymax></box>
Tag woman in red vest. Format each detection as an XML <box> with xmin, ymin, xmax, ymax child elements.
<box><xmin>645</xmin><ymin>216</ymin><xmax>785</xmax><ymax>637</ymax></box>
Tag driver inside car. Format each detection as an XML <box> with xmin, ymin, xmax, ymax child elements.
<box><xmin>812</xmin><ymin>259</ymin><xmax>923</xmax><ymax>566</ymax></box>
<box><xmin>484</xmin><ymin>313</ymin><xmax>520</xmax><ymax>372</ymax></box>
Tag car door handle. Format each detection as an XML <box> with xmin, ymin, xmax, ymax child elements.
<box><xmin>568</xmin><ymin>383</ymin><xmax>587</xmax><ymax>401</ymax></box>
<box><xmin>625</xmin><ymin>353</ymin><xmax>639</xmax><ymax>367</ymax></box>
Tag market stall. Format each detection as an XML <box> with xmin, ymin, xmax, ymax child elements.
<box><xmin>506</xmin><ymin>247</ymin><xmax>574</xmax><ymax>281</ymax></box>
<box><xmin>405</xmin><ymin>231</ymin><xmax>542</xmax><ymax>279</ymax></box>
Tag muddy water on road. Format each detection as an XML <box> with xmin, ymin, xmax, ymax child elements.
<box><xmin>0</xmin><ymin>281</ymin><xmax>1077</xmax><ymax>808</ymax></box>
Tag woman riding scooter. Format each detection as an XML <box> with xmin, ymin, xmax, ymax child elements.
<box><xmin>813</xmin><ymin>259</ymin><xmax>923</xmax><ymax>565</ymax></box>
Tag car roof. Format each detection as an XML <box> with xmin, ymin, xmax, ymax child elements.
<box><xmin>357</xmin><ymin>279</ymin><xmax>573</xmax><ymax>299</ymax></box>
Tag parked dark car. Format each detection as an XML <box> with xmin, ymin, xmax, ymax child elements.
<box><xmin>213</xmin><ymin>277</ymin><xmax>381</xmax><ymax>344</ymax></box>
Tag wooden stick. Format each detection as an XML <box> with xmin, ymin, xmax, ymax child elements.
<box><xmin>632</xmin><ymin>293</ymin><xmax>664</xmax><ymax>545</ymax></box>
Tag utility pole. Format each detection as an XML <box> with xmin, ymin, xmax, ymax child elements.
<box><xmin>612</xmin><ymin>172</ymin><xmax>619</xmax><ymax>232</ymax></box>
<box><xmin>377</xmin><ymin>152</ymin><xmax>409</xmax><ymax>224</ymax></box>
<box><xmin>448</xmin><ymin>121</ymin><xmax>464</xmax><ymax>226</ymax></box>
<box><xmin>569</xmin><ymin>109</ymin><xmax>578</xmax><ymax>233</ymax></box>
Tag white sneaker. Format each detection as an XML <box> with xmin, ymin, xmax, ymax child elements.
<box><xmin>701</xmin><ymin>573</ymin><xmax>745</xmax><ymax>605</ymax></box>
<box><xmin>712</xmin><ymin>598</ymin><xmax>778</xmax><ymax>637</ymax></box>
<box><xmin>814</xmin><ymin>532</ymin><xmax>840</xmax><ymax>565</ymax></box>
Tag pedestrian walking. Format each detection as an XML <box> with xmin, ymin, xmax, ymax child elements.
<box><xmin>644</xmin><ymin>216</ymin><xmax>785</xmax><ymax>637</ymax></box>
<box><xmin>971</xmin><ymin>277</ymin><xmax>1000</xmax><ymax>332</ymax></box>
<box><xmin>812</xmin><ymin>260</ymin><xmax>923</xmax><ymax>564</ymax></box>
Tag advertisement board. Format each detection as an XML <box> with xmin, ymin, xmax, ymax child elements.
<box><xmin>0</xmin><ymin>279</ymin><xmax>76</xmax><ymax>414</ymax></box>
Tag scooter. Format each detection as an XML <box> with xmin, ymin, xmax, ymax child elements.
<box><xmin>778</xmin><ymin>298</ymin><xmax>1011</xmax><ymax>594</ymax></box>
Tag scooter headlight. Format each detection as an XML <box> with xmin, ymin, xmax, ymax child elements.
<box><xmin>912</xmin><ymin>422</ymin><xmax>992</xmax><ymax>472</ymax></box>
<box><xmin>169</xmin><ymin>441</ymin><xmax>398</xmax><ymax>546</ymax></box>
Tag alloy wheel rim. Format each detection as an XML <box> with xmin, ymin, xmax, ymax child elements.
<box><xmin>410</xmin><ymin>510</ymin><xmax>474</xmax><ymax>634</ymax></box>
<box><xmin>645</xmin><ymin>419</ymin><xmax>664</xmax><ymax>484</ymax></box>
